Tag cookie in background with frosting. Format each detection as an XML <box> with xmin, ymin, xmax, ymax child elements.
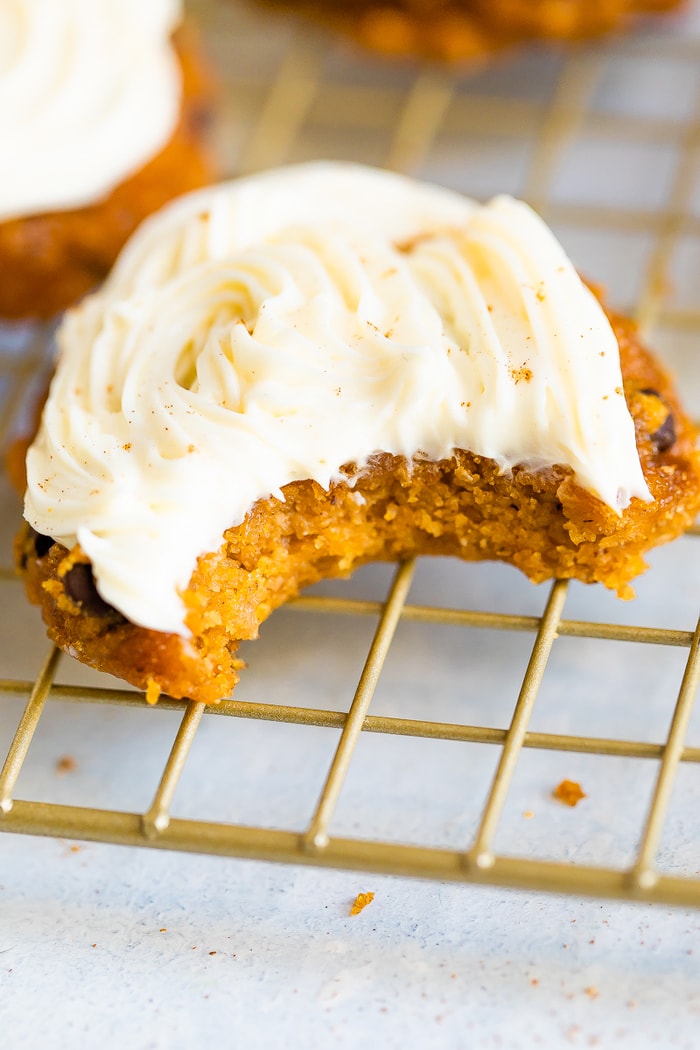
<box><xmin>15</xmin><ymin>163</ymin><xmax>700</xmax><ymax>703</ymax></box>
<box><xmin>0</xmin><ymin>0</ymin><xmax>215</xmax><ymax>321</ymax></box>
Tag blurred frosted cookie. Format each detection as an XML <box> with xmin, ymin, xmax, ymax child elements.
<box><xmin>16</xmin><ymin>163</ymin><xmax>700</xmax><ymax>702</ymax></box>
<box><xmin>0</xmin><ymin>0</ymin><xmax>215</xmax><ymax>321</ymax></box>
<box><xmin>259</xmin><ymin>0</ymin><xmax>684</xmax><ymax>61</ymax></box>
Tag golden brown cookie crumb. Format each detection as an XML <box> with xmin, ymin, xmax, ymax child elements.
<box><xmin>553</xmin><ymin>779</ymin><xmax>587</xmax><ymax>807</ymax></box>
<box><xmin>55</xmin><ymin>755</ymin><xmax>77</xmax><ymax>775</ymax></box>
<box><xmin>350</xmin><ymin>891</ymin><xmax>375</xmax><ymax>916</ymax></box>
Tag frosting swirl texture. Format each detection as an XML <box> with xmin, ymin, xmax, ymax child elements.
<box><xmin>0</xmin><ymin>0</ymin><xmax>182</xmax><ymax>222</ymax></box>
<box><xmin>24</xmin><ymin>163</ymin><xmax>651</xmax><ymax>634</ymax></box>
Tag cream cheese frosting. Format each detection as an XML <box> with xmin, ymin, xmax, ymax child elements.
<box><xmin>0</xmin><ymin>0</ymin><xmax>182</xmax><ymax>222</ymax></box>
<box><xmin>24</xmin><ymin>162</ymin><xmax>651</xmax><ymax>636</ymax></box>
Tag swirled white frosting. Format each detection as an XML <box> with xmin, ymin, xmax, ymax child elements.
<box><xmin>24</xmin><ymin>163</ymin><xmax>651</xmax><ymax>635</ymax></box>
<box><xmin>0</xmin><ymin>0</ymin><xmax>182</xmax><ymax>222</ymax></box>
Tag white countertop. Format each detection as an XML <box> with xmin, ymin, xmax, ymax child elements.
<box><xmin>3</xmin><ymin>1</ymin><xmax>700</xmax><ymax>1046</ymax></box>
<box><xmin>4</xmin><ymin>833</ymin><xmax>700</xmax><ymax>1049</ymax></box>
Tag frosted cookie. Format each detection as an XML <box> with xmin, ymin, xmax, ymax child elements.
<box><xmin>0</xmin><ymin>0</ymin><xmax>214</xmax><ymax>321</ymax></box>
<box><xmin>16</xmin><ymin>163</ymin><xmax>700</xmax><ymax>702</ymax></box>
<box><xmin>258</xmin><ymin>0</ymin><xmax>684</xmax><ymax>61</ymax></box>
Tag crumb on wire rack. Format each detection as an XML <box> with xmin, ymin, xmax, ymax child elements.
<box><xmin>553</xmin><ymin>780</ymin><xmax>587</xmax><ymax>807</ymax></box>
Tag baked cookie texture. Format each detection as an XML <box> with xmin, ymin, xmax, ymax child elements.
<box><xmin>16</xmin><ymin>307</ymin><xmax>700</xmax><ymax>703</ymax></box>
<box><xmin>14</xmin><ymin>163</ymin><xmax>700</xmax><ymax>704</ymax></box>
<box><xmin>260</xmin><ymin>0</ymin><xmax>684</xmax><ymax>61</ymax></box>
<box><xmin>0</xmin><ymin>28</ymin><xmax>214</xmax><ymax>322</ymax></box>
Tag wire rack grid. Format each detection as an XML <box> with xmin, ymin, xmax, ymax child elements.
<box><xmin>1</xmin><ymin>0</ymin><xmax>700</xmax><ymax>906</ymax></box>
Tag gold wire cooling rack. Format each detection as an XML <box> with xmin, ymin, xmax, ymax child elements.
<box><xmin>1</xmin><ymin>0</ymin><xmax>700</xmax><ymax>906</ymax></box>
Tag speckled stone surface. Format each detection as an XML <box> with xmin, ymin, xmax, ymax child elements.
<box><xmin>2</xmin><ymin>834</ymin><xmax>700</xmax><ymax>1049</ymax></box>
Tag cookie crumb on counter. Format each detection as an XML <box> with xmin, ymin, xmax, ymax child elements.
<box><xmin>350</xmin><ymin>891</ymin><xmax>375</xmax><ymax>916</ymax></box>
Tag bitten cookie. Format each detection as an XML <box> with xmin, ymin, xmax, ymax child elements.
<box><xmin>16</xmin><ymin>163</ymin><xmax>700</xmax><ymax>702</ymax></box>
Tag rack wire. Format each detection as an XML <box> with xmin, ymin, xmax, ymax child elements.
<box><xmin>1</xmin><ymin>0</ymin><xmax>700</xmax><ymax>905</ymax></box>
